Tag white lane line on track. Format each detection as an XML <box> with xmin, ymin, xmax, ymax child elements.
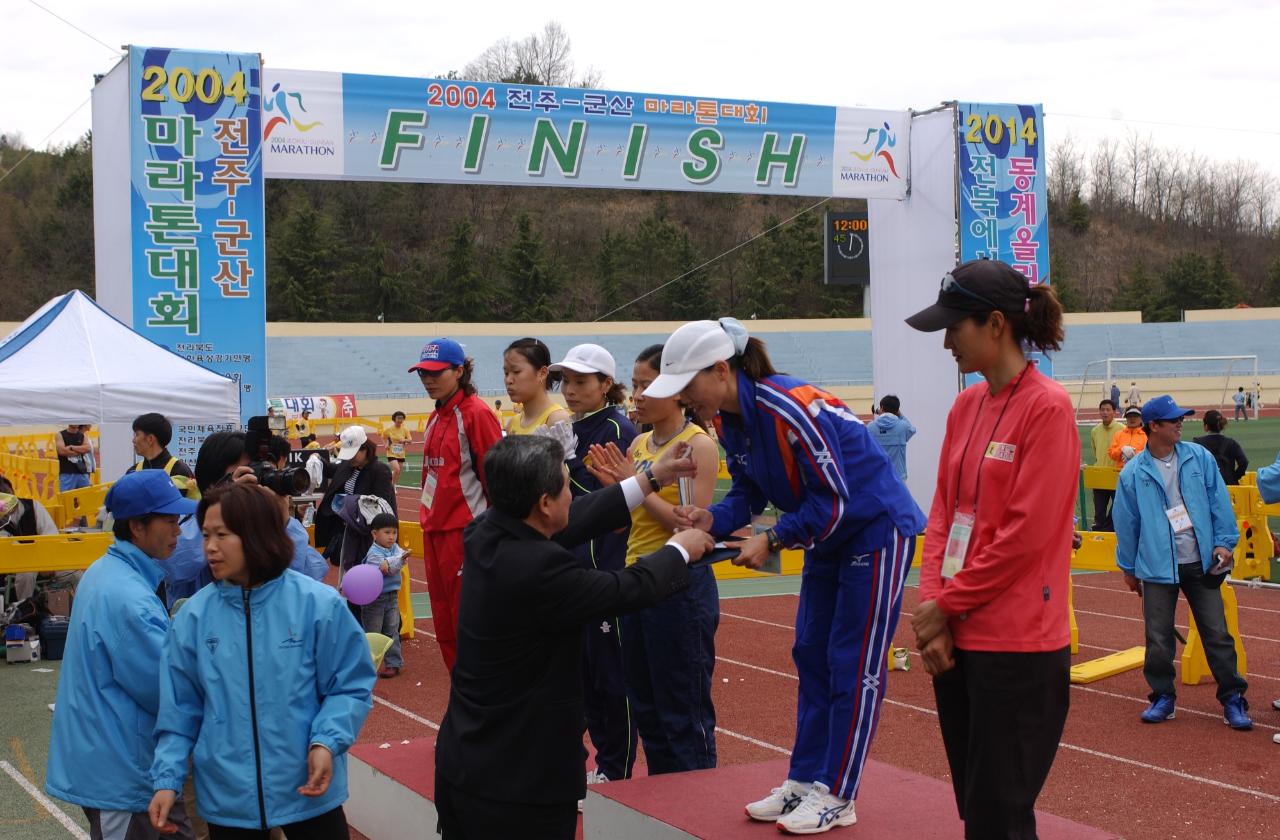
<box><xmin>0</xmin><ymin>760</ymin><xmax>89</xmax><ymax>839</ymax></box>
<box><xmin>714</xmin><ymin>727</ymin><xmax>792</xmax><ymax>756</ymax></box>
<box><xmin>1057</xmin><ymin>743</ymin><xmax>1280</xmax><ymax>803</ymax></box>
<box><xmin>372</xmin><ymin>695</ymin><xmax>440</xmax><ymax>730</ymax></box>
<box><xmin>720</xmin><ymin>612</ymin><xmax>793</xmax><ymax>630</ymax></box>
<box><xmin>410</xmin><ymin>577</ymin><xmax>429</xmax><ymax>586</ymax></box>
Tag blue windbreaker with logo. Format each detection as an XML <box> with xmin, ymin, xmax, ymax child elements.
<box><xmin>46</xmin><ymin>540</ymin><xmax>171</xmax><ymax>811</ymax></box>
<box><xmin>150</xmin><ymin>570</ymin><xmax>375</xmax><ymax>829</ymax></box>
<box><xmin>709</xmin><ymin>371</ymin><xmax>925</xmax><ymax>555</ymax></box>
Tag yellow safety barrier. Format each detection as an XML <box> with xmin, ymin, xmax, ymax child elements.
<box><xmin>1068</xmin><ymin>576</ymin><xmax>1079</xmax><ymax>655</ymax></box>
<box><xmin>0</xmin><ymin>532</ymin><xmax>113</xmax><ymax>574</ymax></box>
<box><xmin>396</xmin><ymin>564</ymin><xmax>415</xmax><ymax>641</ymax></box>
<box><xmin>0</xmin><ymin>451</ymin><xmax>60</xmax><ymax>504</ymax></box>
<box><xmin>61</xmin><ymin>482</ymin><xmax>112</xmax><ymax>522</ymax></box>
<box><xmin>1081</xmin><ymin>465</ymin><xmax>1119</xmax><ymax>491</ymax></box>
<box><xmin>1181</xmin><ymin>583</ymin><xmax>1247</xmax><ymax>685</ymax></box>
<box><xmin>1071</xmin><ymin>647</ymin><xmax>1145</xmax><ymax>684</ymax></box>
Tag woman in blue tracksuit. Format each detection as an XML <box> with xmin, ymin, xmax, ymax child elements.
<box><xmin>549</xmin><ymin>343</ymin><xmax>639</xmax><ymax>784</ymax></box>
<box><xmin>148</xmin><ymin>482</ymin><xmax>375</xmax><ymax>839</ymax></box>
<box><xmin>650</xmin><ymin>318</ymin><xmax>926</xmax><ymax>836</ymax></box>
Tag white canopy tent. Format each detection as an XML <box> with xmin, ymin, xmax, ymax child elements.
<box><xmin>0</xmin><ymin>290</ymin><xmax>240</xmax><ymax>477</ymax></box>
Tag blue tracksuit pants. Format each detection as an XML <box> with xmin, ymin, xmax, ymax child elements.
<box><xmin>620</xmin><ymin>562</ymin><xmax>720</xmax><ymax>774</ymax></box>
<box><xmin>789</xmin><ymin>529</ymin><xmax>915</xmax><ymax>800</ymax></box>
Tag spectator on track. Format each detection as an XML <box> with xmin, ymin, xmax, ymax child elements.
<box><xmin>315</xmin><ymin>426</ymin><xmax>397</xmax><ymax>572</ymax></box>
<box><xmin>1127</xmin><ymin>381</ymin><xmax>1142</xmax><ymax>408</ymax></box>
<box><xmin>1255</xmin><ymin>457</ymin><xmax>1280</xmax><ymax>734</ymax></box>
<box><xmin>46</xmin><ymin>470</ymin><xmax>197</xmax><ymax>839</ymax></box>
<box><xmin>870</xmin><ymin>394</ymin><xmax>916</xmax><ymax>480</ymax></box>
<box><xmin>1090</xmin><ymin>399</ymin><xmax>1123</xmax><ymax>530</ymax></box>
<box><xmin>1193</xmin><ymin>410</ymin><xmax>1248</xmax><ymax>486</ymax></box>
<box><xmin>1113</xmin><ymin>395</ymin><xmax>1251</xmax><ymax>730</ymax></box>
<box><xmin>906</xmin><ymin>260</ymin><xmax>1078</xmax><ymax>839</ymax></box>
<box><xmin>1108</xmin><ymin>406</ymin><xmax>1147</xmax><ymax>467</ymax></box>
<box><xmin>1110</xmin><ymin>381</ymin><xmax>1121</xmax><ymax>408</ymax></box>
<box><xmin>148</xmin><ymin>483</ymin><xmax>375</xmax><ymax>838</ymax></box>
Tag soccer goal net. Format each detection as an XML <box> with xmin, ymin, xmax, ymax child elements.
<box><xmin>1074</xmin><ymin>355</ymin><xmax>1260</xmax><ymax>422</ymax></box>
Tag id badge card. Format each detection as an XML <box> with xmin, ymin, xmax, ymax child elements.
<box><xmin>1165</xmin><ymin>504</ymin><xmax>1193</xmax><ymax>534</ymax></box>
<box><xmin>942</xmin><ymin>511</ymin><xmax>975</xmax><ymax>579</ymax></box>
<box><xmin>421</xmin><ymin>470</ymin><xmax>438</xmax><ymax>509</ymax></box>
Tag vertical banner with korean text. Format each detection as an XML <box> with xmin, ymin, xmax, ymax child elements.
<box><xmin>128</xmin><ymin>46</ymin><xmax>264</xmax><ymax>461</ymax></box>
<box><xmin>956</xmin><ymin>102</ymin><xmax>1051</xmax><ymax>376</ymax></box>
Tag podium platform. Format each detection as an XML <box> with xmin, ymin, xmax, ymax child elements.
<box><xmin>347</xmin><ymin>739</ymin><xmax>1117</xmax><ymax>839</ymax></box>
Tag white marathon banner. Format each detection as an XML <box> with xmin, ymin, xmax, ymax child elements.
<box><xmin>262</xmin><ymin>69</ymin><xmax>909</xmax><ymax>200</ymax></box>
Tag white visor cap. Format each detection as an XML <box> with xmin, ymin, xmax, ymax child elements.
<box><xmin>643</xmin><ymin>321</ymin><xmax>736</xmax><ymax>399</ymax></box>
<box><xmin>549</xmin><ymin>343</ymin><xmax>616</xmax><ymax>379</ymax></box>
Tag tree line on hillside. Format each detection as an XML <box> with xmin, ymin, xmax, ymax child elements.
<box><xmin>1</xmin><ymin>23</ymin><xmax>1277</xmax><ymax>323</ymax></box>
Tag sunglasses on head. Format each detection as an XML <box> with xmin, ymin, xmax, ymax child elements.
<box><xmin>940</xmin><ymin>272</ymin><xmax>1001</xmax><ymax>310</ymax></box>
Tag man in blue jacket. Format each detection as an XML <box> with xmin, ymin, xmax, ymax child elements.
<box><xmin>869</xmin><ymin>394</ymin><xmax>916</xmax><ymax>480</ymax></box>
<box><xmin>46</xmin><ymin>469</ymin><xmax>197</xmax><ymax>839</ymax></box>
<box><xmin>1112</xmin><ymin>395</ymin><xmax>1252</xmax><ymax>730</ymax></box>
<box><xmin>1251</xmin><ymin>455</ymin><xmax>1280</xmax><ymax>732</ymax></box>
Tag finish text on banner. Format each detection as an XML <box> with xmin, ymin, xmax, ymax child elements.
<box><xmin>261</xmin><ymin>69</ymin><xmax>909</xmax><ymax>200</ymax></box>
<box><xmin>957</xmin><ymin>101</ymin><xmax>1052</xmax><ymax>376</ymax></box>
<box><xmin>128</xmin><ymin>46</ymin><xmax>266</xmax><ymax>461</ymax></box>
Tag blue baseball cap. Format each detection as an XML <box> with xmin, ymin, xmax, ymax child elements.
<box><xmin>408</xmin><ymin>338</ymin><xmax>466</xmax><ymax>373</ymax></box>
<box><xmin>1141</xmin><ymin>395</ymin><xmax>1195</xmax><ymax>424</ymax></box>
<box><xmin>104</xmin><ymin>470</ymin><xmax>198</xmax><ymax>519</ymax></box>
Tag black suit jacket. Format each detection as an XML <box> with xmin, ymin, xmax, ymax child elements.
<box><xmin>435</xmin><ymin>483</ymin><xmax>689</xmax><ymax>805</ymax></box>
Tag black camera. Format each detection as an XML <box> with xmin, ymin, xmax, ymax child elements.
<box><xmin>245</xmin><ymin>416</ymin><xmax>310</xmax><ymax>497</ymax></box>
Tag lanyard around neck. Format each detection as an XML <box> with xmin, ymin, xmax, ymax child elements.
<box><xmin>953</xmin><ymin>365</ymin><xmax>1030</xmax><ymax>512</ymax></box>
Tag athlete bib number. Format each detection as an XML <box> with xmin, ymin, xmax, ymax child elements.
<box><xmin>390</xmin><ymin>442</ymin><xmax>406</xmax><ymax>458</ymax></box>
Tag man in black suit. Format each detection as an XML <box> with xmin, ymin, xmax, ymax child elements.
<box><xmin>435</xmin><ymin>435</ymin><xmax>714</xmax><ymax>839</ymax></box>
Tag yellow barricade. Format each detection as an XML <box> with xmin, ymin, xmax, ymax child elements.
<box><xmin>1182</xmin><ymin>583</ymin><xmax>1247</xmax><ymax>684</ymax></box>
<box><xmin>0</xmin><ymin>532</ymin><xmax>113</xmax><ymax>574</ymax></box>
<box><xmin>61</xmin><ymin>482</ymin><xmax>113</xmax><ymax>522</ymax></box>
<box><xmin>1081</xmin><ymin>465</ymin><xmax>1119</xmax><ymax>491</ymax></box>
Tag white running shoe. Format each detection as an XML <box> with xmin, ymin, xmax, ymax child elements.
<box><xmin>775</xmin><ymin>783</ymin><xmax>857</xmax><ymax>835</ymax></box>
<box><xmin>579</xmin><ymin>769</ymin><xmax>609</xmax><ymax>813</ymax></box>
<box><xmin>744</xmin><ymin>779</ymin><xmax>811</xmax><ymax>822</ymax></box>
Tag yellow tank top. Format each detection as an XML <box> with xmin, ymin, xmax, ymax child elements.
<box><xmin>385</xmin><ymin>425</ymin><xmax>412</xmax><ymax>458</ymax></box>
<box><xmin>625</xmin><ymin>423</ymin><xmax>706</xmax><ymax>566</ymax></box>
<box><xmin>506</xmin><ymin>402</ymin><xmax>561</xmax><ymax>436</ymax></box>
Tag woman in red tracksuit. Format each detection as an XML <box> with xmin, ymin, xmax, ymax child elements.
<box><xmin>410</xmin><ymin>338</ymin><xmax>503</xmax><ymax>672</ymax></box>
<box><xmin>906</xmin><ymin>259</ymin><xmax>1077</xmax><ymax>840</ymax></box>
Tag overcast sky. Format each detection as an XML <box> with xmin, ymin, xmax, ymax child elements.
<box><xmin>3</xmin><ymin>0</ymin><xmax>1278</xmax><ymax>179</ymax></box>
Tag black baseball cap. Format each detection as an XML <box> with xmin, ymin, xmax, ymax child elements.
<box><xmin>906</xmin><ymin>259</ymin><xmax>1032</xmax><ymax>332</ymax></box>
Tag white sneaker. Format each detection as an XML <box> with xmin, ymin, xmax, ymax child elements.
<box><xmin>579</xmin><ymin>769</ymin><xmax>609</xmax><ymax>813</ymax></box>
<box><xmin>775</xmin><ymin>783</ymin><xmax>856</xmax><ymax>835</ymax></box>
<box><xmin>1271</xmin><ymin>698</ymin><xmax>1280</xmax><ymax>711</ymax></box>
<box><xmin>745</xmin><ymin>779</ymin><xmax>811</xmax><ymax>821</ymax></box>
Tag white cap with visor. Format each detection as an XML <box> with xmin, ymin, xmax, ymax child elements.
<box><xmin>644</xmin><ymin>318</ymin><xmax>749</xmax><ymax>399</ymax></box>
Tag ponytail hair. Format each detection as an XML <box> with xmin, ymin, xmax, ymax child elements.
<box><xmin>600</xmin><ymin>375</ymin><xmax>627</xmax><ymax>406</ymax></box>
<box><xmin>727</xmin><ymin>336</ymin><xmax>778</xmax><ymax>380</ymax></box>
<box><xmin>973</xmin><ymin>285</ymin><xmax>1064</xmax><ymax>354</ymax></box>
<box><xmin>458</xmin><ymin>358</ymin><xmax>478</xmax><ymax>397</ymax></box>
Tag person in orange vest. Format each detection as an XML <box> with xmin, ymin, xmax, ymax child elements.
<box><xmin>1108</xmin><ymin>406</ymin><xmax>1148</xmax><ymax>468</ymax></box>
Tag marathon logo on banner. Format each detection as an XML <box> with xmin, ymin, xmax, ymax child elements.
<box><xmin>262</xmin><ymin>70</ymin><xmax>910</xmax><ymax>201</ymax></box>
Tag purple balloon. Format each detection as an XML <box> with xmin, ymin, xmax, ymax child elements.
<box><xmin>342</xmin><ymin>564</ymin><xmax>383</xmax><ymax>606</ymax></box>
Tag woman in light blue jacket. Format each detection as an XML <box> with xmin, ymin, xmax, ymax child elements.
<box><xmin>149</xmin><ymin>483</ymin><xmax>375</xmax><ymax>839</ymax></box>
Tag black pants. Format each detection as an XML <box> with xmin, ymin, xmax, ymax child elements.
<box><xmin>206</xmin><ymin>806</ymin><xmax>346</xmax><ymax>840</ymax></box>
<box><xmin>933</xmin><ymin>647</ymin><xmax>1071</xmax><ymax>840</ymax></box>
<box><xmin>435</xmin><ymin>777</ymin><xmax>577</xmax><ymax>840</ymax></box>
<box><xmin>1091</xmin><ymin>489</ymin><xmax>1114</xmax><ymax>531</ymax></box>
<box><xmin>1142</xmin><ymin>563</ymin><xmax>1247</xmax><ymax>703</ymax></box>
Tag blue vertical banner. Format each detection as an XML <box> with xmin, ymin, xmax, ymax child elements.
<box><xmin>957</xmin><ymin>102</ymin><xmax>1052</xmax><ymax>376</ymax></box>
<box><xmin>128</xmin><ymin>46</ymin><xmax>264</xmax><ymax>460</ymax></box>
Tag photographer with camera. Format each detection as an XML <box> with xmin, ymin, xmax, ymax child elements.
<box><xmin>314</xmin><ymin>426</ymin><xmax>397</xmax><ymax>573</ymax></box>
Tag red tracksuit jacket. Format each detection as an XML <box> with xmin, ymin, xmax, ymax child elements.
<box><xmin>420</xmin><ymin>390</ymin><xmax>503</xmax><ymax>533</ymax></box>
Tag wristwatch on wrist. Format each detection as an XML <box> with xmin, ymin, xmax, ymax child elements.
<box><xmin>765</xmin><ymin>528</ymin><xmax>783</xmax><ymax>554</ymax></box>
<box><xmin>643</xmin><ymin>466</ymin><xmax>661</xmax><ymax>492</ymax></box>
